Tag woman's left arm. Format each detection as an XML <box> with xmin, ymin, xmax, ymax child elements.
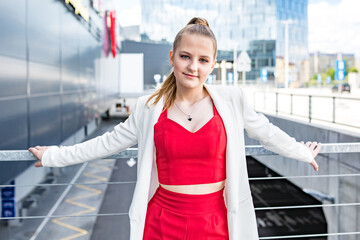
<box><xmin>240</xmin><ymin>89</ymin><xmax>321</xmax><ymax>171</ymax></box>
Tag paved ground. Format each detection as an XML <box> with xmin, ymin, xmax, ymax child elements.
<box><xmin>0</xmin><ymin>117</ymin><xmax>135</xmax><ymax>240</ymax></box>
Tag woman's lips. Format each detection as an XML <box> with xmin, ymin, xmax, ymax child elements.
<box><xmin>184</xmin><ymin>73</ymin><xmax>198</xmax><ymax>78</ymax></box>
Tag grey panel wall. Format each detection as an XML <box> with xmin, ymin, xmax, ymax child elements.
<box><xmin>0</xmin><ymin>0</ymin><xmax>119</xmax><ymax>184</ymax></box>
<box><xmin>0</xmin><ymin>1</ymin><xmax>27</xmax><ymax>59</ymax></box>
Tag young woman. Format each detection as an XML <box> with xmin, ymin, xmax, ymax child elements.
<box><xmin>29</xmin><ymin>17</ymin><xmax>321</xmax><ymax>240</ymax></box>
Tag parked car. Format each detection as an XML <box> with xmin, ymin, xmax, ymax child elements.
<box><xmin>331</xmin><ymin>83</ymin><xmax>351</xmax><ymax>93</ymax></box>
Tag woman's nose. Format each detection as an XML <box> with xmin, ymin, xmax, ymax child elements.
<box><xmin>187</xmin><ymin>60</ymin><xmax>197</xmax><ymax>72</ymax></box>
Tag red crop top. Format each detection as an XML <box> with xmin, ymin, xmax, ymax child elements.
<box><xmin>154</xmin><ymin>101</ymin><xmax>227</xmax><ymax>185</ymax></box>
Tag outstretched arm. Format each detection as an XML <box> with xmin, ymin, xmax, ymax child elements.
<box><xmin>29</xmin><ymin>100</ymin><xmax>140</xmax><ymax>168</ymax></box>
<box><xmin>240</xmin><ymin>89</ymin><xmax>321</xmax><ymax>171</ymax></box>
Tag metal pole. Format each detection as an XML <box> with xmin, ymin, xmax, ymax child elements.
<box><xmin>233</xmin><ymin>45</ymin><xmax>238</xmax><ymax>85</ymax></box>
<box><xmin>284</xmin><ymin>22</ymin><xmax>289</xmax><ymax>88</ymax></box>
<box><xmin>221</xmin><ymin>60</ymin><xmax>226</xmax><ymax>86</ymax></box>
<box><xmin>276</xmin><ymin>92</ymin><xmax>279</xmax><ymax>115</ymax></box>
<box><xmin>290</xmin><ymin>94</ymin><xmax>293</xmax><ymax>115</ymax></box>
<box><xmin>309</xmin><ymin>95</ymin><xmax>312</xmax><ymax>123</ymax></box>
<box><xmin>333</xmin><ymin>96</ymin><xmax>336</xmax><ymax>123</ymax></box>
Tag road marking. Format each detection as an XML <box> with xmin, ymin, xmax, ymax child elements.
<box><xmin>51</xmin><ymin>160</ymin><xmax>114</xmax><ymax>240</ymax></box>
<box><xmin>30</xmin><ymin>163</ymin><xmax>88</xmax><ymax>240</ymax></box>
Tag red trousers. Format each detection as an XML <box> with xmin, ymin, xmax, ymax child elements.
<box><xmin>143</xmin><ymin>186</ymin><xmax>229</xmax><ymax>240</ymax></box>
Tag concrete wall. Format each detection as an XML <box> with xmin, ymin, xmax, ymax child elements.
<box><xmin>245</xmin><ymin>113</ymin><xmax>360</xmax><ymax>240</ymax></box>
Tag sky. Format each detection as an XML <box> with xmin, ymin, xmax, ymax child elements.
<box><xmin>102</xmin><ymin>0</ymin><xmax>360</xmax><ymax>60</ymax></box>
<box><xmin>308</xmin><ymin>0</ymin><xmax>360</xmax><ymax>59</ymax></box>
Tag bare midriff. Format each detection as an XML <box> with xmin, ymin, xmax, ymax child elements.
<box><xmin>160</xmin><ymin>180</ymin><xmax>226</xmax><ymax>195</ymax></box>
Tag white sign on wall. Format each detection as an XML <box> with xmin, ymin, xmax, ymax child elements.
<box><xmin>119</xmin><ymin>53</ymin><xmax>144</xmax><ymax>94</ymax></box>
<box><xmin>237</xmin><ymin>51</ymin><xmax>251</xmax><ymax>72</ymax></box>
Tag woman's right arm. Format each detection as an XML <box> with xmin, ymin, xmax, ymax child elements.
<box><xmin>29</xmin><ymin>99</ymin><xmax>141</xmax><ymax>168</ymax></box>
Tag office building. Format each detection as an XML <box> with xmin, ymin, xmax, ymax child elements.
<box><xmin>140</xmin><ymin>0</ymin><xmax>309</xmax><ymax>86</ymax></box>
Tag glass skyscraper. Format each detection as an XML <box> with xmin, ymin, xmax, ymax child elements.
<box><xmin>140</xmin><ymin>0</ymin><xmax>309</xmax><ymax>85</ymax></box>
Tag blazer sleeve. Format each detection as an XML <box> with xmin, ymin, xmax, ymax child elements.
<box><xmin>240</xmin><ymin>89</ymin><xmax>314</xmax><ymax>163</ymax></box>
<box><xmin>41</xmin><ymin>100</ymin><xmax>140</xmax><ymax>167</ymax></box>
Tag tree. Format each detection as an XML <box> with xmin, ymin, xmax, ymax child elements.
<box><xmin>349</xmin><ymin>67</ymin><xmax>358</xmax><ymax>73</ymax></box>
<box><xmin>326</xmin><ymin>68</ymin><xmax>335</xmax><ymax>80</ymax></box>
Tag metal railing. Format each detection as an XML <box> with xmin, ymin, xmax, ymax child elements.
<box><xmin>1</xmin><ymin>143</ymin><xmax>360</xmax><ymax>162</ymax></box>
<box><xmin>253</xmin><ymin>91</ymin><xmax>360</xmax><ymax>129</ymax></box>
<box><xmin>1</xmin><ymin>143</ymin><xmax>360</xmax><ymax>239</ymax></box>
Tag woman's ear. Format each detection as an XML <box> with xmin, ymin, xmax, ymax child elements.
<box><xmin>211</xmin><ymin>59</ymin><xmax>217</xmax><ymax>70</ymax></box>
<box><xmin>169</xmin><ymin>50</ymin><xmax>174</xmax><ymax>67</ymax></box>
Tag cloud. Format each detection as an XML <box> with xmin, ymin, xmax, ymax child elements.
<box><xmin>308</xmin><ymin>0</ymin><xmax>360</xmax><ymax>59</ymax></box>
<box><xmin>117</xmin><ymin>4</ymin><xmax>141</xmax><ymax>26</ymax></box>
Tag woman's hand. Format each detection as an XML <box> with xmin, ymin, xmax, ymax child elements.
<box><xmin>28</xmin><ymin>146</ymin><xmax>49</xmax><ymax>167</ymax></box>
<box><xmin>301</xmin><ymin>141</ymin><xmax>321</xmax><ymax>171</ymax></box>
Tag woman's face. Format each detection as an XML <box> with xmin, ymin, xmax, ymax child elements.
<box><xmin>169</xmin><ymin>34</ymin><xmax>216</xmax><ymax>92</ymax></box>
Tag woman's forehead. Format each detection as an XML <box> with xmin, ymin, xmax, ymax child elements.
<box><xmin>176</xmin><ymin>34</ymin><xmax>215</xmax><ymax>56</ymax></box>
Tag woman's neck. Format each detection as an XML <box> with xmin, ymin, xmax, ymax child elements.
<box><xmin>175</xmin><ymin>85</ymin><xmax>208</xmax><ymax>103</ymax></box>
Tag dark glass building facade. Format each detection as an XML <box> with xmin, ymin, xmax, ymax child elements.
<box><xmin>140</xmin><ymin>0</ymin><xmax>310</xmax><ymax>85</ymax></box>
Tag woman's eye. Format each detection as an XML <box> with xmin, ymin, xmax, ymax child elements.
<box><xmin>180</xmin><ymin>55</ymin><xmax>190</xmax><ymax>59</ymax></box>
<box><xmin>200</xmin><ymin>59</ymin><xmax>209</xmax><ymax>63</ymax></box>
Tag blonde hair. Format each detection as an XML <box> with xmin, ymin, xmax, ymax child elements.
<box><xmin>146</xmin><ymin>17</ymin><xmax>217</xmax><ymax>109</ymax></box>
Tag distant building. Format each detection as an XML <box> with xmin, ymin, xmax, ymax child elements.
<box><xmin>309</xmin><ymin>52</ymin><xmax>356</xmax><ymax>79</ymax></box>
<box><xmin>140</xmin><ymin>0</ymin><xmax>310</xmax><ymax>86</ymax></box>
<box><xmin>119</xmin><ymin>25</ymin><xmax>141</xmax><ymax>42</ymax></box>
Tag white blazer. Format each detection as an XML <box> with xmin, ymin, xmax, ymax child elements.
<box><xmin>42</xmin><ymin>84</ymin><xmax>314</xmax><ymax>240</ymax></box>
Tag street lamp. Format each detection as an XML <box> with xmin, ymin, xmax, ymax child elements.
<box><xmin>281</xmin><ymin>19</ymin><xmax>295</xmax><ymax>88</ymax></box>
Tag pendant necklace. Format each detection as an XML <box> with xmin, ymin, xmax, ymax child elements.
<box><xmin>174</xmin><ymin>97</ymin><xmax>206</xmax><ymax>121</ymax></box>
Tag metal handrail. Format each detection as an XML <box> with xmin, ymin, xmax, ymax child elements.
<box><xmin>1</xmin><ymin>143</ymin><xmax>360</xmax><ymax>161</ymax></box>
<box><xmin>253</xmin><ymin>90</ymin><xmax>360</xmax><ymax>128</ymax></box>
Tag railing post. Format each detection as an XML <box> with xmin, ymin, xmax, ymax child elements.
<box><xmin>253</xmin><ymin>92</ymin><xmax>256</xmax><ymax>109</ymax></box>
<box><xmin>332</xmin><ymin>96</ymin><xmax>336</xmax><ymax>123</ymax></box>
<box><xmin>275</xmin><ymin>92</ymin><xmax>279</xmax><ymax>115</ymax></box>
<box><xmin>263</xmin><ymin>92</ymin><xmax>266</xmax><ymax>110</ymax></box>
<box><xmin>290</xmin><ymin>94</ymin><xmax>293</xmax><ymax>115</ymax></box>
<box><xmin>309</xmin><ymin>95</ymin><xmax>312</xmax><ymax>123</ymax></box>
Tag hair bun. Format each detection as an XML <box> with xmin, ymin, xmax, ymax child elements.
<box><xmin>187</xmin><ymin>17</ymin><xmax>209</xmax><ymax>27</ymax></box>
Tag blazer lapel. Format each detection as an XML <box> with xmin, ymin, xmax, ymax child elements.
<box><xmin>204</xmin><ymin>84</ymin><xmax>233</xmax><ymax>132</ymax></box>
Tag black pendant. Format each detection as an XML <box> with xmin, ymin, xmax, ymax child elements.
<box><xmin>188</xmin><ymin>117</ymin><xmax>192</xmax><ymax>121</ymax></box>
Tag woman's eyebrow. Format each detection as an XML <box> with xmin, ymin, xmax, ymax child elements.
<box><xmin>179</xmin><ymin>51</ymin><xmax>210</xmax><ymax>59</ymax></box>
<box><xmin>179</xmin><ymin>51</ymin><xmax>191</xmax><ymax>55</ymax></box>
